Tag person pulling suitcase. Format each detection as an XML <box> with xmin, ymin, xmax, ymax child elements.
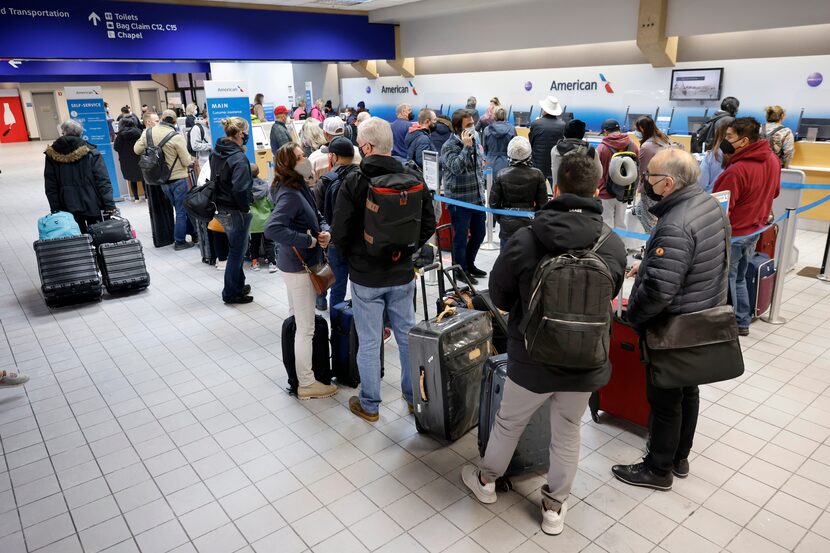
<box><xmin>461</xmin><ymin>153</ymin><xmax>626</xmax><ymax>535</ymax></box>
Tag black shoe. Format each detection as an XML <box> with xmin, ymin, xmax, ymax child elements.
<box><xmin>316</xmin><ymin>297</ymin><xmax>328</xmax><ymax>311</ymax></box>
<box><xmin>468</xmin><ymin>265</ymin><xmax>487</xmax><ymax>278</ymax></box>
<box><xmin>224</xmin><ymin>295</ymin><xmax>253</xmax><ymax>304</ymax></box>
<box><xmin>738</xmin><ymin>327</ymin><xmax>750</xmax><ymax>337</ymax></box>
<box><xmin>242</xmin><ymin>285</ymin><xmax>251</xmax><ymax>295</ymax></box>
<box><xmin>672</xmin><ymin>459</ymin><xmax>690</xmax><ymax>478</ymax></box>
<box><xmin>454</xmin><ymin>269</ymin><xmax>477</xmax><ymax>285</ymax></box>
<box><xmin>612</xmin><ymin>461</ymin><xmax>672</xmax><ymax>491</ymax></box>
<box><xmin>174</xmin><ymin>242</ymin><xmax>195</xmax><ymax>251</ymax></box>
<box><xmin>191</xmin><ymin>235</ymin><xmax>199</xmax><ymax>245</ymax></box>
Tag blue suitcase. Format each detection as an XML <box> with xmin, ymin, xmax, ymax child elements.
<box><xmin>330</xmin><ymin>300</ymin><xmax>384</xmax><ymax>388</ymax></box>
<box><xmin>746</xmin><ymin>253</ymin><xmax>775</xmax><ymax>319</ymax></box>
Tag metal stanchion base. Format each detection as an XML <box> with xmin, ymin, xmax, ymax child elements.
<box><xmin>817</xmin><ymin>273</ymin><xmax>829</xmax><ymax>282</ymax></box>
<box><xmin>480</xmin><ymin>243</ymin><xmax>500</xmax><ymax>251</ymax></box>
<box><xmin>761</xmin><ymin>314</ymin><xmax>788</xmax><ymax>325</ymax></box>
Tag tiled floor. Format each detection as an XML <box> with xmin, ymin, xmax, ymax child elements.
<box><xmin>1</xmin><ymin>140</ymin><xmax>830</xmax><ymax>553</ymax></box>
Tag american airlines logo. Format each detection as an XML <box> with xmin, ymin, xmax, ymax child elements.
<box><xmin>549</xmin><ymin>74</ymin><xmax>614</xmax><ymax>94</ymax></box>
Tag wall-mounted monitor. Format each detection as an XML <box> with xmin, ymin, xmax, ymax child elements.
<box><xmin>627</xmin><ymin>113</ymin><xmax>652</xmax><ymax>131</ymax></box>
<box><xmin>670</xmin><ymin>68</ymin><xmax>723</xmax><ymax>101</ymax></box>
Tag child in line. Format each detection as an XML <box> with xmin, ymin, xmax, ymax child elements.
<box><xmin>249</xmin><ymin>164</ymin><xmax>277</xmax><ymax>272</ymax></box>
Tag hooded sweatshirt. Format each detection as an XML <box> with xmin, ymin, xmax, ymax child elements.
<box><xmin>44</xmin><ymin>136</ymin><xmax>115</xmax><ymax>217</ymax></box>
<box><xmin>482</xmin><ymin>121</ymin><xmax>517</xmax><ymax>177</ymax></box>
<box><xmin>430</xmin><ymin>116</ymin><xmax>453</xmax><ymax>154</ymax></box>
<box><xmin>550</xmin><ymin>138</ymin><xmax>602</xmax><ymax>188</ymax></box>
<box><xmin>713</xmin><ymin>139</ymin><xmax>781</xmax><ymax>237</ymax></box>
<box><xmin>488</xmin><ymin>194</ymin><xmax>627</xmax><ymax>393</ymax></box>
<box><xmin>404</xmin><ymin>124</ymin><xmax>432</xmax><ymax>168</ymax></box>
<box><xmin>211</xmin><ymin>138</ymin><xmax>253</xmax><ymax>212</ymax></box>
<box><xmin>596</xmin><ymin>132</ymin><xmax>638</xmax><ymax>200</ymax></box>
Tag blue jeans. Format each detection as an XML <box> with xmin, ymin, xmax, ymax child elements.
<box><xmin>161</xmin><ymin>178</ymin><xmax>189</xmax><ymax>244</ymax></box>
<box><xmin>216</xmin><ymin>209</ymin><xmax>253</xmax><ymax>301</ymax></box>
<box><xmin>351</xmin><ymin>280</ymin><xmax>416</xmax><ymax>414</ymax></box>
<box><xmin>328</xmin><ymin>245</ymin><xmax>349</xmax><ymax>317</ymax></box>
<box><xmin>449</xmin><ymin>205</ymin><xmax>486</xmax><ymax>271</ymax></box>
<box><xmin>728</xmin><ymin>234</ymin><xmax>759</xmax><ymax>328</ymax></box>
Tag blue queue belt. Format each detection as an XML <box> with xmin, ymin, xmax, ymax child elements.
<box><xmin>433</xmin><ymin>181</ymin><xmax>830</xmax><ymax>245</ymax></box>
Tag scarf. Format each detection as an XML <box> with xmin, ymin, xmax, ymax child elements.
<box><xmin>509</xmin><ymin>156</ymin><xmax>533</xmax><ymax>168</ymax></box>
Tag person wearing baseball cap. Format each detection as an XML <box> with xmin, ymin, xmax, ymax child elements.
<box><xmin>596</xmin><ymin>118</ymin><xmax>639</xmax><ymax>235</ymax></box>
<box><xmin>550</xmin><ymin>119</ymin><xmax>602</xmax><ymax>189</ymax></box>
<box><xmin>308</xmin><ymin>115</ymin><xmax>361</xmax><ymax>187</ymax></box>
<box><xmin>529</xmin><ymin>95</ymin><xmax>567</xmax><ymax>181</ymax></box>
<box><xmin>269</xmin><ymin>105</ymin><xmax>292</xmax><ymax>158</ymax></box>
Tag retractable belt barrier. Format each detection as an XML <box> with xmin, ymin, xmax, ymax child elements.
<box><xmin>434</xmin><ymin>182</ymin><xmax>830</xmax><ymax>245</ymax></box>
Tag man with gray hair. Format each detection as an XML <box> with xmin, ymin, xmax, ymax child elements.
<box><xmin>45</xmin><ymin>119</ymin><xmax>116</xmax><ymax>232</ymax></box>
<box><xmin>391</xmin><ymin>102</ymin><xmax>413</xmax><ymax>160</ymax></box>
<box><xmin>332</xmin><ymin>116</ymin><xmax>436</xmax><ymax>423</ymax></box>
<box><xmin>612</xmin><ymin>147</ymin><xmax>730</xmax><ymax>491</ymax></box>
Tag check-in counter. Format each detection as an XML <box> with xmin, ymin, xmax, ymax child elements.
<box><xmin>790</xmin><ymin>142</ymin><xmax>830</xmax><ymax>224</ymax></box>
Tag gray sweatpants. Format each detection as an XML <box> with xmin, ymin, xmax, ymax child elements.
<box><xmin>479</xmin><ymin>377</ymin><xmax>590</xmax><ymax>507</ymax></box>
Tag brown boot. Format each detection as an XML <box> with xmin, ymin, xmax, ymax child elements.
<box><xmin>349</xmin><ymin>396</ymin><xmax>379</xmax><ymax>422</ymax></box>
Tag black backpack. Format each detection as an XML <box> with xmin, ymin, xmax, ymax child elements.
<box><xmin>186</xmin><ymin>123</ymin><xmax>206</xmax><ymax>157</ymax></box>
<box><xmin>520</xmin><ymin>225</ymin><xmax>615</xmax><ymax>369</ymax></box>
<box><xmin>139</xmin><ymin>129</ymin><xmax>178</xmax><ymax>184</ymax></box>
<box><xmin>363</xmin><ymin>171</ymin><xmax>426</xmax><ymax>261</ymax></box>
<box><xmin>691</xmin><ymin>113</ymin><xmax>728</xmax><ymax>154</ymax></box>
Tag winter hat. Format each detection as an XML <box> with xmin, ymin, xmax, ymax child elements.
<box><xmin>328</xmin><ymin>137</ymin><xmax>354</xmax><ymax>157</ymax></box>
<box><xmin>564</xmin><ymin>119</ymin><xmax>587</xmax><ymax>139</ymax></box>
<box><xmin>507</xmin><ymin>136</ymin><xmax>532</xmax><ymax>161</ymax></box>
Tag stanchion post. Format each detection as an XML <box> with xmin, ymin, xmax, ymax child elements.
<box><xmin>480</xmin><ymin>169</ymin><xmax>499</xmax><ymax>251</ymax></box>
<box><xmin>762</xmin><ymin>208</ymin><xmax>796</xmax><ymax>325</ymax></box>
<box><xmin>817</xmin><ymin>223</ymin><xmax>830</xmax><ymax>282</ymax></box>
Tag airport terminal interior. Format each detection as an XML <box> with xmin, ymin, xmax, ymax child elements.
<box><xmin>2</xmin><ymin>0</ymin><xmax>830</xmax><ymax>552</ymax></box>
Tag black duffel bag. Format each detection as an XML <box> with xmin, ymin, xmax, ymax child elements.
<box><xmin>88</xmin><ymin>216</ymin><xmax>132</xmax><ymax>248</ymax></box>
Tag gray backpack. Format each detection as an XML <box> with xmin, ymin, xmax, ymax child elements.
<box><xmin>520</xmin><ymin>225</ymin><xmax>615</xmax><ymax>369</ymax></box>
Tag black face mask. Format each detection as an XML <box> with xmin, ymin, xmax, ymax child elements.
<box><xmin>242</xmin><ymin>132</ymin><xmax>250</xmax><ymax>145</ymax></box>
<box><xmin>408</xmin><ymin>112</ymin><xmax>415</xmax><ymax>121</ymax></box>
<box><xmin>719</xmin><ymin>138</ymin><xmax>736</xmax><ymax>155</ymax></box>
<box><xmin>643</xmin><ymin>178</ymin><xmax>664</xmax><ymax>202</ymax></box>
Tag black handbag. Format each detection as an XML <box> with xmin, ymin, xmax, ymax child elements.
<box><xmin>642</xmin><ymin>208</ymin><xmax>745</xmax><ymax>389</ymax></box>
<box><xmin>184</xmin><ymin>158</ymin><xmax>224</xmax><ymax>223</ymax></box>
<box><xmin>88</xmin><ymin>216</ymin><xmax>132</xmax><ymax>248</ymax></box>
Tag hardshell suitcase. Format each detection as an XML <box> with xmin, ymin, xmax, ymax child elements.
<box><xmin>746</xmin><ymin>253</ymin><xmax>776</xmax><ymax>318</ymax></box>
<box><xmin>479</xmin><ymin>354</ymin><xmax>551</xmax><ymax>476</ymax></box>
<box><xmin>146</xmin><ymin>183</ymin><xmax>175</xmax><ymax>248</ymax></box>
<box><xmin>409</xmin><ymin>266</ymin><xmax>493</xmax><ymax>441</ymax></box>
<box><xmin>589</xmin><ymin>299</ymin><xmax>650</xmax><ymax>427</ymax></box>
<box><xmin>755</xmin><ymin>224</ymin><xmax>778</xmax><ymax>260</ymax></box>
<box><xmin>330</xmin><ymin>300</ymin><xmax>384</xmax><ymax>388</ymax></box>
<box><xmin>34</xmin><ymin>235</ymin><xmax>102</xmax><ymax>307</ymax></box>
<box><xmin>88</xmin><ymin>217</ymin><xmax>133</xmax><ymax>248</ymax></box>
<box><xmin>98</xmin><ymin>240</ymin><xmax>150</xmax><ymax>294</ymax></box>
<box><xmin>282</xmin><ymin>315</ymin><xmax>332</xmax><ymax>395</ymax></box>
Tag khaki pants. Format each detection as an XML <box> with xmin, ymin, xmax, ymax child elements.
<box><xmin>479</xmin><ymin>377</ymin><xmax>590</xmax><ymax>507</ymax></box>
<box><xmin>283</xmin><ymin>270</ymin><xmax>317</xmax><ymax>388</ymax></box>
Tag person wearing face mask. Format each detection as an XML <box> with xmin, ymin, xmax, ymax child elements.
<box><xmin>612</xmin><ymin>148</ymin><xmax>730</xmax><ymax>491</ymax></box>
<box><xmin>440</xmin><ymin>108</ymin><xmax>488</xmax><ymax>283</ymax></box>
<box><xmin>482</xmin><ymin>106</ymin><xmax>516</xmax><ymax>177</ymax></box>
<box><xmin>391</xmin><ymin>103</ymin><xmax>413</xmax><ymax>160</ymax></box>
<box><xmin>713</xmin><ymin>118</ymin><xmax>781</xmax><ymax>336</ymax></box>
<box><xmin>265</xmin><ymin>143</ymin><xmax>337</xmax><ymax>400</ymax></box>
<box><xmin>404</xmin><ymin>108</ymin><xmax>436</xmax><ymax>169</ymax></box>
<box><xmin>633</xmin><ymin>116</ymin><xmax>673</xmax><ymax>233</ymax></box>
<box><xmin>697</xmin><ymin>116</ymin><xmax>733</xmax><ymax>193</ymax></box>
<box><xmin>134</xmin><ymin>109</ymin><xmax>193</xmax><ymax>249</ymax></box>
<box><xmin>212</xmin><ymin>117</ymin><xmax>255</xmax><ymax>304</ymax></box>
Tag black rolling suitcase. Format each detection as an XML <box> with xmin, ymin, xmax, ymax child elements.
<box><xmin>34</xmin><ymin>235</ymin><xmax>102</xmax><ymax>307</ymax></box>
<box><xmin>98</xmin><ymin>240</ymin><xmax>150</xmax><ymax>294</ymax></box>
<box><xmin>409</xmin><ymin>263</ymin><xmax>493</xmax><ymax>441</ymax></box>
<box><xmin>282</xmin><ymin>315</ymin><xmax>332</xmax><ymax>395</ymax></box>
<box><xmin>330</xmin><ymin>300</ymin><xmax>385</xmax><ymax>388</ymax></box>
<box><xmin>146</xmin><ymin>184</ymin><xmax>174</xmax><ymax>248</ymax></box>
<box><xmin>479</xmin><ymin>354</ymin><xmax>551</xmax><ymax>480</ymax></box>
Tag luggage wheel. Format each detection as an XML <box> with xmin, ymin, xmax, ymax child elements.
<box><xmin>495</xmin><ymin>476</ymin><xmax>513</xmax><ymax>492</ymax></box>
<box><xmin>414</xmin><ymin>418</ymin><xmax>426</xmax><ymax>434</ymax></box>
<box><xmin>591</xmin><ymin>410</ymin><xmax>600</xmax><ymax>423</ymax></box>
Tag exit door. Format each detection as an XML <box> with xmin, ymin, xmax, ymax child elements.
<box><xmin>139</xmin><ymin>89</ymin><xmax>160</xmax><ymax>113</ymax></box>
<box><xmin>32</xmin><ymin>92</ymin><xmax>60</xmax><ymax>141</ymax></box>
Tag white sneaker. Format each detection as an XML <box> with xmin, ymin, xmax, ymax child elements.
<box><xmin>461</xmin><ymin>464</ymin><xmax>496</xmax><ymax>504</ymax></box>
<box><xmin>216</xmin><ymin>260</ymin><xmax>226</xmax><ymax>271</ymax></box>
<box><xmin>269</xmin><ymin>263</ymin><xmax>278</xmax><ymax>273</ymax></box>
<box><xmin>541</xmin><ymin>500</ymin><xmax>567</xmax><ymax>536</ymax></box>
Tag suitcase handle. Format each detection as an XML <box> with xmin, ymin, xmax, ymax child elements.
<box><xmin>417</xmin><ymin>262</ymin><xmax>440</xmax><ymax>322</ymax></box>
<box><xmin>419</xmin><ymin>367</ymin><xmax>428</xmax><ymax>403</ymax></box>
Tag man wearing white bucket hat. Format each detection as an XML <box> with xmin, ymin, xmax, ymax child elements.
<box><xmin>530</xmin><ymin>95</ymin><xmax>567</xmax><ymax>181</ymax></box>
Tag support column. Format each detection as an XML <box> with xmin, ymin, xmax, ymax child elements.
<box><xmin>637</xmin><ymin>0</ymin><xmax>679</xmax><ymax>68</ymax></box>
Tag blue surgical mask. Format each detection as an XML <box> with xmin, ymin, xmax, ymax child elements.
<box><xmin>634</xmin><ymin>131</ymin><xmax>643</xmax><ymax>140</ymax></box>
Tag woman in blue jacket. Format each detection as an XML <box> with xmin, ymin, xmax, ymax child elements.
<box><xmin>483</xmin><ymin>107</ymin><xmax>516</xmax><ymax>178</ymax></box>
<box><xmin>265</xmin><ymin>143</ymin><xmax>337</xmax><ymax>400</ymax></box>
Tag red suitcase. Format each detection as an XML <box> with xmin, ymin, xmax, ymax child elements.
<box><xmin>755</xmin><ymin>224</ymin><xmax>778</xmax><ymax>260</ymax></box>
<box><xmin>589</xmin><ymin>298</ymin><xmax>650</xmax><ymax>427</ymax></box>
<box><xmin>437</xmin><ymin>205</ymin><xmax>452</xmax><ymax>252</ymax></box>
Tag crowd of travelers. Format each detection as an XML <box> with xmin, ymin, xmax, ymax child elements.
<box><xmin>37</xmin><ymin>90</ymin><xmax>785</xmax><ymax>536</ymax></box>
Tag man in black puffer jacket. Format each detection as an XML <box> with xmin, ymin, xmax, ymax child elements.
<box><xmin>462</xmin><ymin>153</ymin><xmax>626</xmax><ymax>535</ymax></box>
<box><xmin>612</xmin><ymin>148</ymin><xmax>729</xmax><ymax>491</ymax></box>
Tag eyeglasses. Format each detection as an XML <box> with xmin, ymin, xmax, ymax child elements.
<box><xmin>642</xmin><ymin>171</ymin><xmax>671</xmax><ymax>180</ymax></box>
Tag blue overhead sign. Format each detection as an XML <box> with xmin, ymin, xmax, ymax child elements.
<box><xmin>0</xmin><ymin>61</ymin><xmax>210</xmax><ymax>78</ymax></box>
<box><xmin>0</xmin><ymin>1</ymin><xmax>395</xmax><ymax>61</ymax></box>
